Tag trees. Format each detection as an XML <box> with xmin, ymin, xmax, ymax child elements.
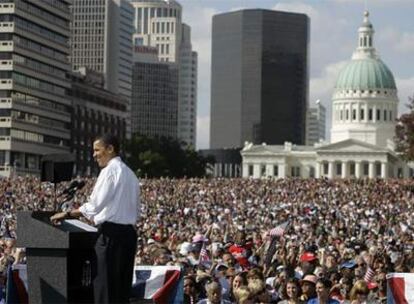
<box><xmin>123</xmin><ymin>134</ymin><xmax>212</xmax><ymax>178</ymax></box>
<box><xmin>395</xmin><ymin>95</ymin><xmax>414</xmax><ymax>161</ymax></box>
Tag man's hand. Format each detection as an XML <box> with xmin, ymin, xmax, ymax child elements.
<box><xmin>50</xmin><ymin>212</ymin><xmax>68</xmax><ymax>225</ymax></box>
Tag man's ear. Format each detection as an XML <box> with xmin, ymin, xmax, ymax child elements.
<box><xmin>107</xmin><ymin>144</ymin><xmax>115</xmax><ymax>154</ymax></box>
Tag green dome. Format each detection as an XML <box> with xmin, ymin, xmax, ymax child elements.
<box><xmin>335</xmin><ymin>58</ymin><xmax>396</xmax><ymax>90</ymax></box>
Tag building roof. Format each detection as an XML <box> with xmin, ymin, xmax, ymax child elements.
<box><xmin>130</xmin><ymin>0</ymin><xmax>182</xmax><ymax>8</ymax></box>
<box><xmin>242</xmin><ymin>143</ymin><xmax>316</xmax><ymax>154</ymax></box>
<box><xmin>334</xmin><ymin>11</ymin><xmax>396</xmax><ymax>91</ymax></box>
<box><xmin>335</xmin><ymin>58</ymin><xmax>396</xmax><ymax>90</ymax></box>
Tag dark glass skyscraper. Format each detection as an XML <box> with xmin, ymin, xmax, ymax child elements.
<box><xmin>210</xmin><ymin>9</ymin><xmax>309</xmax><ymax>148</ymax></box>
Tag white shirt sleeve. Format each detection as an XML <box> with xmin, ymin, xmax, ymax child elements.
<box><xmin>79</xmin><ymin>168</ymin><xmax>115</xmax><ymax>222</ymax></box>
<box><xmin>78</xmin><ymin>157</ymin><xmax>139</xmax><ymax>225</ymax></box>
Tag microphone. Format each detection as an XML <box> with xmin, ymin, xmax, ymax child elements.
<box><xmin>62</xmin><ymin>180</ymin><xmax>79</xmax><ymax>195</ymax></box>
<box><xmin>60</xmin><ymin>180</ymin><xmax>86</xmax><ymax>197</ymax></box>
<box><xmin>67</xmin><ymin>181</ymin><xmax>86</xmax><ymax>197</ymax></box>
<box><xmin>76</xmin><ymin>181</ymin><xmax>86</xmax><ymax>191</ymax></box>
<box><xmin>58</xmin><ymin>180</ymin><xmax>86</xmax><ymax>211</ymax></box>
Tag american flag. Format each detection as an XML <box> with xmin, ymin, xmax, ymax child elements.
<box><xmin>269</xmin><ymin>221</ymin><xmax>289</xmax><ymax>237</ymax></box>
<box><xmin>199</xmin><ymin>242</ymin><xmax>210</xmax><ymax>264</ymax></box>
<box><xmin>364</xmin><ymin>266</ymin><xmax>375</xmax><ymax>283</ymax></box>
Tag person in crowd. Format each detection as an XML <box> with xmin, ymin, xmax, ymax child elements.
<box><xmin>233</xmin><ymin>285</ymin><xmax>251</xmax><ymax>304</ymax></box>
<box><xmin>308</xmin><ymin>278</ymin><xmax>340</xmax><ymax>304</ymax></box>
<box><xmin>247</xmin><ymin>277</ymin><xmax>272</xmax><ymax>303</ymax></box>
<box><xmin>184</xmin><ymin>275</ymin><xmax>199</xmax><ymax>304</ymax></box>
<box><xmin>299</xmin><ymin>275</ymin><xmax>317</xmax><ymax>302</ymax></box>
<box><xmin>277</xmin><ymin>278</ymin><xmax>304</xmax><ymax>304</ymax></box>
<box><xmin>232</xmin><ymin>272</ymin><xmax>248</xmax><ymax>291</ymax></box>
<box><xmin>197</xmin><ymin>281</ymin><xmax>232</xmax><ymax>304</ymax></box>
<box><xmin>349</xmin><ymin>280</ymin><xmax>374</xmax><ymax>304</ymax></box>
<box><xmin>228</xmin><ymin>230</ymin><xmax>253</xmax><ymax>270</ymax></box>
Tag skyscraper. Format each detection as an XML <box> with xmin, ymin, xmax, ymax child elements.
<box><xmin>69</xmin><ymin>69</ymin><xmax>127</xmax><ymax>176</ymax></box>
<box><xmin>210</xmin><ymin>9</ymin><xmax>309</xmax><ymax>149</ymax></box>
<box><xmin>306</xmin><ymin>100</ymin><xmax>326</xmax><ymax>146</ymax></box>
<box><xmin>132</xmin><ymin>45</ymin><xmax>178</xmax><ymax>139</ymax></box>
<box><xmin>131</xmin><ymin>0</ymin><xmax>182</xmax><ymax>62</ymax></box>
<box><xmin>130</xmin><ymin>0</ymin><xmax>197</xmax><ymax>147</ymax></box>
<box><xmin>178</xmin><ymin>24</ymin><xmax>197</xmax><ymax>147</ymax></box>
<box><xmin>70</xmin><ymin>0</ymin><xmax>133</xmax><ymax>136</ymax></box>
<box><xmin>0</xmin><ymin>0</ymin><xmax>72</xmax><ymax>177</ymax></box>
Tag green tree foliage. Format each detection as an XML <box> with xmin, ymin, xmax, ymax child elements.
<box><xmin>395</xmin><ymin>95</ymin><xmax>414</xmax><ymax>161</ymax></box>
<box><xmin>123</xmin><ymin>134</ymin><xmax>212</xmax><ymax>178</ymax></box>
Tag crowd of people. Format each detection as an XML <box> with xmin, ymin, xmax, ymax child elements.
<box><xmin>1</xmin><ymin>176</ymin><xmax>413</xmax><ymax>303</ymax></box>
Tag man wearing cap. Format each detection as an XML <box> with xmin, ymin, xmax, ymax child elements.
<box><xmin>299</xmin><ymin>251</ymin><xmax>319</xmax><ymax>277</ymax></box>
<box><xmin>340</xmin><ymin>260</ymin><xmax>357</xmax><ymax>281</ymax></box>
<box><xmin>179</xmin><ymin>242</ymin><xmax>193</xmax><ymax>257</ymax></box>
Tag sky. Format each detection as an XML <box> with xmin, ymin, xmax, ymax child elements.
<box><xmin>177</xmin><ymin>0</ymin><xmax>414</xmax><ymax>149</ymax></box>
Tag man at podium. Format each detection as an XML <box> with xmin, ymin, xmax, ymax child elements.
<box><xmin>51</xmin><ymin>134</ymin><xmax>140</xmax><ymax>304</ymax></box>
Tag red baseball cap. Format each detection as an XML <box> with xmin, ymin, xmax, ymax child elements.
<box><xmin>300</xmin><ymin>252</ymin><xmax>318</xmax><ymax>262</ymax></box>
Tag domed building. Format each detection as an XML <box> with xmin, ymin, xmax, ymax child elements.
<box><xmin>241</xmin><ymin>12</ymin><xmax>412</xmax><ymax>179</ymax></box>
<box><xmin>331</xmin><ymin>11</ymin><xmax>398</xmax><ymax>148</ymax></box>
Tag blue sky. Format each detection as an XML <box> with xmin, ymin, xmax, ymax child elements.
<box><xmin>178</xmin><ymin>0</ymin><xmax>414</xmax><ymax>149</ymax></box>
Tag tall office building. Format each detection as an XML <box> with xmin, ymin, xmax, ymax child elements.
<box><xmin>132</xmin><ymin>45</ymin><xmax>178</xmax><ymax>139</ymax></box>
<box><xmin>178</xmin><ymin>24</ymin><xmax>197</xmax><ymax>146</ymax></box>
<box><xmin>306</xmin><ymin>100</ymin><xmax>326</xmax><ymax>146</ymax></box>
<box><xmin>210</xmin><ymin>10</ymin><xmax>309</xmax><ymax>149</ymax></box>
<box><xmin>130</xmin><ymin>0</ymin><xmax>197</xmax><ymax>146</ymax></box>
<box><xmin>70</xmin><ymin>0</ymin><xmax>133</xmax><ymax>136</ymax></box>
<box><xmin>131</xmin><ymin>0</ymin><xmax>182</xmax><ymax>62</ymax></box>
<box><xmin>0</xmin><ymin>0</ymin><xmax>72</xmax><ymax>177</ymax></box>
<box><xmin>69</xmin><ymin>69</ymin><xmax>127</xmax><ymax>176</ymax></box>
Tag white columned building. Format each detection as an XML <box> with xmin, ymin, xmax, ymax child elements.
<box><xmin>241</xmin><ymin>12</ymin><xmax>413</xmax><ymax>179</ymax></box>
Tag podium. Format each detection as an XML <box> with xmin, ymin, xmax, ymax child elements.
<box><xmin>17</xmin><ymin>211</ymin><xmax>98</xmax><ymax>304</ymax></box>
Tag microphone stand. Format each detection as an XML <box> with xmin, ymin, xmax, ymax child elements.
<box><xmin>54</xmin><ymin>182</ymin><xmax>59</xmax><ymax>212</ymax></box>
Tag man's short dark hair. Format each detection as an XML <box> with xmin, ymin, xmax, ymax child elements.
<box><xmin>316</xmin><ymin>277</ymin><xmax>332</xmax><ymax>289</ymax></box>
<box><xmin>94</xmin><ymin>134</ymin><xmax>120</xmax><ymax>155</ymax></box>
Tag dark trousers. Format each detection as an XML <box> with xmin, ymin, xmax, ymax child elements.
<box><xmin>94</xmin><ymin>222</ymin><xmax>137</xmax><ymax>304</ymax></box>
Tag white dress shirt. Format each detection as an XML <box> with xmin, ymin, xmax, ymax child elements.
<box><xmin>79</xmin><ymin>157</ymin><xmax>140</xmax><ymax>225</ymax></box>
